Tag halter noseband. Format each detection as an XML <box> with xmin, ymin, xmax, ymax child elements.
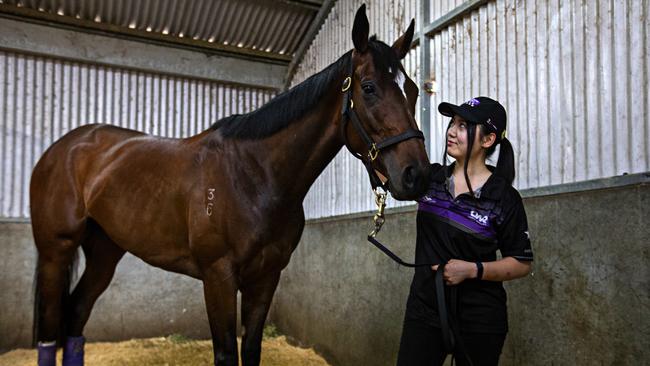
<box><xmin>340</xmin><ymin>57</ymin><xmax>425</xmax><ymax>191</ymax></box>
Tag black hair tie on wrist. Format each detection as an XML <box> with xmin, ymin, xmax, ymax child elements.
<box><xmin>476</xmin><ymin>262</ymin><xmax>484</xmax><ymax>280</ymax></box>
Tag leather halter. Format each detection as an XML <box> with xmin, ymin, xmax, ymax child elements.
<box><xmin>340</xmin><ymin>57</ymin><xmax>425</xmax><ymax>191</ymax></box>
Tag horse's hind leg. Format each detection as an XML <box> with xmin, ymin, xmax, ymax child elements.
<box><xmin>34</xmin><ymin>235</ymin><xmax>81</xmax><ymax>366</ymax></box>
<box><xmin>63</xmin><ymin>224</ymin><xmax>125</xmax><ymax>365</ymax></box>
<box><xmin>240</xmin><ymin>271</ymin><xmax>281</xmax><ymax>366</ymax></box>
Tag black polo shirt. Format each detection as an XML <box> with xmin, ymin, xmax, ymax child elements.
<box><xmin>404</xmin><ymin>163</ymin><xmax>533</xmax><ymax>334</ymax></box>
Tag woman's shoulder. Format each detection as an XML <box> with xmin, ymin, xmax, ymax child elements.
<box><xmin>430</xmin><ymin>162</ymin><xmax>443</xmax><ymax>172</ymax></box>
<box><xmin>502</xmin><ymin>184</ymin><xmax>523</xmax><ymax>201</ymax></box>
<box><xmin>497</xmin><ymin>184</ymin><xmax>526</xmax><ymax>215</ymax></box>
<box><xmin>415</xmin><ymin>164</ymin><xmax>446</xmax><ymax>203</ymax></box>
<box><xmin>429</xmin><ymin>163</ymin><xmax>445</xmax><ymax>179</ymax></box>
<box><xmin>483</xmin><ymin>172</ymin><xmax>523</xmax><ymax>206</ymax></box>
<box><xmin>425</xmin><ymin>163</ymin><xmax>450</xmax><ymax>188</ymax></box>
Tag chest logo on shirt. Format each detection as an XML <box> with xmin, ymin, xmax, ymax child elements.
<box><xmin>470</xmin><ymin>210</ymin><xmax>489</xmax><ymax>225</ymax></box>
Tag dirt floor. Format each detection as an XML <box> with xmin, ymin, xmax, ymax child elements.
<box><xmin>0</xmin><ymin>332</ymin><xmax>330</xmax><ymax>366</ymax></box>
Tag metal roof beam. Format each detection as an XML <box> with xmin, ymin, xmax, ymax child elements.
<box><xmin>0</xmin><ymin>17</ymin><xmax>286</xmax><ymax>90</ymax></box>
<box><xmin>0</xmin><ymin>3</ymin><xmax>292</xmax><ymax>63</ymax></box>
<box><xmin>275</xmin><ymin>0</ymin><xmax>323</xmax><ymax>12</ymax></box>
<box><xmin>412</xmin><ymin>0</ymin><xmax>489</xmax><ymax>46</ymax></box>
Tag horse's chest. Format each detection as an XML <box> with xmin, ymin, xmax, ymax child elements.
<box><xmin>240</xmin><ymin>239</ymin><xmax>295</xmax><ymax>280</ymax></box>
<box><xmin>238</xmin><ymin>213</ymin><xmax>304</xmax><ymax>273</ymax></box>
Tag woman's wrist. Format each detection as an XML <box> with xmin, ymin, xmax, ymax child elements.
<box><xmin>475</xmin><ymin>261</ymin><xmax>484</xmax><ymax>280</ymax></box>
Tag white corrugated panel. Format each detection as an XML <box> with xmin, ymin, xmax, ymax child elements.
<box><xmin>299</xmin><ymin>0</ymin><xmax>649</xmax><ymax>219</ymax></box>
<box><xmin>0</xmin><ymin>50</ymin><xmax>275</xmax><ymax>218</ymax></box>
<box><xmin>427</xmin><ymin>0</ymin><xmax>649</xmax><ymax>190</ymax></box>
<box><xmin>292</xmin><ymin>0</ymin><xmax>422</xmax><ymax>220</ymax></box>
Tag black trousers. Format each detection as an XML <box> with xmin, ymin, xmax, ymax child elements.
<box><xmin>396</xmin><ymin>320</ymin><xmax>506</xmax><ymax>366</ymax></box>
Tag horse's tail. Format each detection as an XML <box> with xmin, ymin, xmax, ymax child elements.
<box><xmin>32</xmin><ymin>251</ymin><xmax>79</xmax><ymax>347</ymax></box>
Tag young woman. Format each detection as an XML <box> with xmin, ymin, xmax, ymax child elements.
<box><xmin>396</xmin><ymin>97</ymin><xmax>533</xmax><ymax>366</ymax></box>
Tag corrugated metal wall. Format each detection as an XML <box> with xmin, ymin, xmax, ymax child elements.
<box><xmin>427</xmin><ymin>0</ymin><xmax>650</xmax><ymax>189</ymax></box>
<box><xmin>294</xmin><ymin>0</ymin><xmax>423</xmax><ymax>219</ymax></box>
<box><xmin>426</xmin><ymin>0</ymin><xmax>470</xmax><ymax>22</ymax></box>
<box><xmin>2</xmin><ymin>0</ymin><xmax>648</xmax><ymax>220</ymax></box>
<box><xmin>298</xmin><ymin>0</ymin><xmax>650</xmax><ymax>219</ymax></box>
<box><xmin>0</xmin><ymin>50</ymin><xmax>275</xmax><ymax>218</ymax></box>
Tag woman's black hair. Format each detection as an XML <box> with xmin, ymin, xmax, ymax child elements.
<box><xmin>442</xmin><ymin>119</ymin><xmax>516</xmax><ymax>195</ymax></box>
<box><xmin>464</xmin><ymin>122</ymin><xmax>477</xmax><ymax>196</ymax></box>
<box><xmin>494</xmin><ymin>133</ymin><xmax>515</xmax><ymax>184</ymax></box>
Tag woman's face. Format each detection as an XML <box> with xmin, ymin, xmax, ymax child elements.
<box><xmin>446</xmin><ymin>115</ymin><xmax>485</xmax><ymax>160</ymax></box>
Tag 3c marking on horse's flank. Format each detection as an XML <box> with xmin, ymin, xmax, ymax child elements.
<box><xmin>206</xmin><ymin>188</ymin><xmax>215</xmax><ymax>216</ymax></box>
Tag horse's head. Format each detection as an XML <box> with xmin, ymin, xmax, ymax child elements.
<box><xmin>343</xmin><ymin>4</ymin><xmax>430</xmax><ymax>200</ymax></box>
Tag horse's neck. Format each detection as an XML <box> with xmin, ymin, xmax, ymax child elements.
<box><xmin>255</xmin><ymin>85</ymin><xmax>345</xmax><ymax>202</ymax></box>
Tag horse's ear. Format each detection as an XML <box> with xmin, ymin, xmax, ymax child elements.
<box><xmin>404</xmin><ymin>70</ymin><xmax>419</xmax><ymax>115</ymax></box>
<box><xmin>392</xmin><ymin>19</ymin><xmax>415</xmax><ymax>60</ymax></box>
<box><xmin>352</xmin><ymin>4</ymin><xmax>369</xmax><ymax>52</ymax></box>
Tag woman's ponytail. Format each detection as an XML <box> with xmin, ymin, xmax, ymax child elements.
<box><xmin>495</xmin><ymin>137</ymin><xmax>515</xmax><ymax>185</ymax></box>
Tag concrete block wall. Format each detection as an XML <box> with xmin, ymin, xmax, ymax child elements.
<box><xmin>269</xmin><ymin>182</ymin><xmax>649</xmax><ymax>366</ymax></box>
<box><xmin>1</xmin><ymin>181</ymin><xmax>648</xmax><ymax>366</ymax></box>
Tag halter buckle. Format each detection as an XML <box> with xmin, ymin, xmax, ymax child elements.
<box><xmin>368</xmin><ymin>143</ymin><xmax>379</xmax><ymax>161</ymax></box>
<box><xmin>341</xmin><ymin>76</ymin><xmax>352</xmax><ymax>92</ymax></box>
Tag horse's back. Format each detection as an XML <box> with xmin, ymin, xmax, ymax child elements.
<box><xmin>33</xmin><ymin>123</ymin><xmax>143</xmax><ymax>168</ymax></box>
<box><xmin>31</xmin><ymin>123</ymin><xmax>145</xmax><ymax>187</ymax></box>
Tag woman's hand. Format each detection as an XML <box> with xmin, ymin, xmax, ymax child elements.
<box><xmin>432</xmin><ymin>259</ymin><xmax>477</xmax><ymax>285</ymax></box>
<box><xmin>432</xmin><ymin>257</ymin><xmax>532</xmax><ymax>285</ymax></box>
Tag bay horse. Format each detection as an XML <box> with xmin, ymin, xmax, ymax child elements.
<box><xmin>30</xmin><ymin>5</ymin><xmax>429</xmax><ymax>366</ymax></box>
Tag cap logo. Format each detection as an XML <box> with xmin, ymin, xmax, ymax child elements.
<box><xmin>465</xmin><ymin>98</ymin><xmax>481</xmax><ymax>107</ymax></box>
<box><xmin>486</xmin><ymin>118</ymin><xmax>497</xmax><ymax>131</ymax></box>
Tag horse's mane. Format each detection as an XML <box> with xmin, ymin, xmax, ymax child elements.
<box><xmin>211</xmin><ymin>37</ymin><xmax>401</xmax><ymax>139</ymax></box>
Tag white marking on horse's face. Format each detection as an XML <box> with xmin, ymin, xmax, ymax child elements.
<box><xmin>394</xmin><ymin>69</ymin><xmax>407</xmax><ymax>98</ymax></box>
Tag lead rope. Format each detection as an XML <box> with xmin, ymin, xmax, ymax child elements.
<box><xmin>366</xmin><ymin>188</ymin><xmax>433</xmax><ymax>268</ymax></box>
<box><xmin>366</xmin><ymin>191</ymin><xmax>474</xmax><ymax>366</ymax></box>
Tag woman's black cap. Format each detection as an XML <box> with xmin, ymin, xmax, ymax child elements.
<box><xmin>438</xmin><ymin>96</ymin><xmax>507</xmax><ymax>140</ymax></box>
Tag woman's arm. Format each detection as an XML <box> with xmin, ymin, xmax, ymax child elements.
<box><xmin>432</xmin><ymin>257</ymin><xmax>532</xmax><ymax>285</ymax></box>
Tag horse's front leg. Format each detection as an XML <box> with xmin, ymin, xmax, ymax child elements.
<box><xmin>202</xmin><ymin>261</ymin><xmax>239</xmax><ymax>366</ymax></box>
<box><xmin>240</xmin><ymin>271</ymin><xmax>282</xmax><ymax>366</ymax></box>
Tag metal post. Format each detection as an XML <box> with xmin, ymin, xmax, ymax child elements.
<box><xmin>419</xmin><ymin>0</ymin><xmax>431</xmax><ymax>155</ymax></box>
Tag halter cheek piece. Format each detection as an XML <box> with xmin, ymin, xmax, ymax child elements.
<box><xmin>339</xmin><ymin>59</ymin><xmax>425</xmax><ymax>192</ymax></box>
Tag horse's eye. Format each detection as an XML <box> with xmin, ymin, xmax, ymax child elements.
<box><xmin>362</xmin><ymin>84</ymin><xmax>375</xmax><ymax>94</ymax></box>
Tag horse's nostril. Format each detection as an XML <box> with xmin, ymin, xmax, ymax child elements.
<box><xmin>403</xmin><ymin>166</ymin><xmax>416</xmax><ymax>189</ymax></box>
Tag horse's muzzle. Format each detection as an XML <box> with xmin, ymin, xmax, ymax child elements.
<box><xmin>395</xmin><ymin>163</ymin><xmax>429</xmax><ymax>200</ymax></box>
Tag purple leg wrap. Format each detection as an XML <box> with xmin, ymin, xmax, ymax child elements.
<box><xmin>62</xmin><ymin>336</ymin><xmax>85</xmax><ymax>366</ymax></box>
<box><xmin>37</xmin><ymin>342</ymin><xmax>57</xmax><ymax>366</ymax></box>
